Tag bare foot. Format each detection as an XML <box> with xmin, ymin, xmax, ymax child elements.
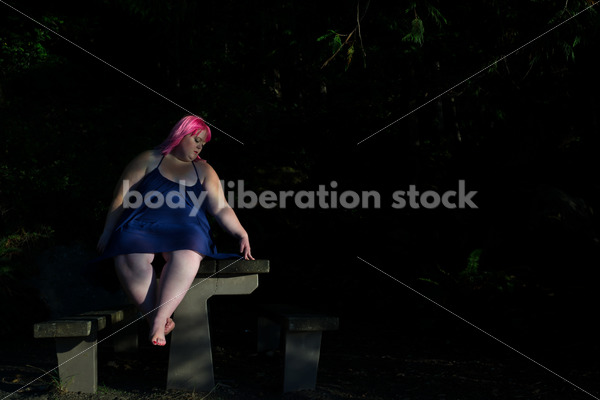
<box><xmin>150</xmin><ymin>320</ymin><xmax>167</xmax><ymax>346</ymax></box>
<box><xmin>150</xmin><ymin>332</ymin><xmax>166</xmax><ymax>346</ymax></box>
<box><xmin>165</xmin><ymin>317</ymin><xmax>175</xmax><ymax>335</ymax></box>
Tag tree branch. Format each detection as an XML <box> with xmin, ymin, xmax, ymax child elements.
<box><xmin>320</xmin><ymin>29</ymin><xmax>355</xmax><ymax>69</ymax></box>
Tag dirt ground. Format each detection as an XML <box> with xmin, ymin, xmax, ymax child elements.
<box><xmin>1</xmin><ymin>299</ymin><xmax>599</xmax><ymax>400</ymax></box>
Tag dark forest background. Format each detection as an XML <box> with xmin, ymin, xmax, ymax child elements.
<box><xmin>1</xmin><ymin>0</ymin><xmax>600</xmax><ymax>387</ymax></box>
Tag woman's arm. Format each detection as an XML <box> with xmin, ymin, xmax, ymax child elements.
<box><xmin>201</xmin><ymin>163</ymin><xmax>254</xmax><ymax>260</ymax></box>
<box><xmin>97</xmin><ymin>151</ymin><xmax>155</xmax><ymax>253</ymax></box>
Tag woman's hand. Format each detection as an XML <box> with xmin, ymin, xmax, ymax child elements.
<box><xmin>239</xmin><ymin>235</ymin><xmax>254</xmax><ymax>260</ymax></box>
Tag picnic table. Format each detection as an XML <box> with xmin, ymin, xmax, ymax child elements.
<box><xmin>35</xmin><ymin>258</ymin><xmax>338</xmax><ymax>394</ymax></box>
<box><xmin>166</xmin><ymin>258</ymin><xmax>270</xmax><ymax>391</ymax></box>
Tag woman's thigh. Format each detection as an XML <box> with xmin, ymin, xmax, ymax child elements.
<box><xmin>161</xmin><ymin>250</ymin><xmax>203</xmax><ymax>266</ymax></box>
<box><xmin>115</xmin><ymin>253</ymin><xmax>155</xmax><ymax>269</ymax></box>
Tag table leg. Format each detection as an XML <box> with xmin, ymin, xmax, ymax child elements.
<box><xmin>166</xmin><ymin>275</ymin><xmax>260</xmax><ymax>392</ymax></box>
<box><xmin>167</xmin><ymin>278</ymin><xmax>217</xmax><ymax>391</ymax></box>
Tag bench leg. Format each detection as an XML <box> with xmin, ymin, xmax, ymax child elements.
<box><xmin>257</xmin><ymin>316</ymin><xmax>281</xmax><ymax>352</ymax></box>
<box><xmin>55</xmin><ymin>333</ymin><xmax>98</xmax><ymax>394</ymax></box>
<box><xmin>283</xmin><ymin>331</ymin><xmax>322</xmax><ymax>392</ymax></box>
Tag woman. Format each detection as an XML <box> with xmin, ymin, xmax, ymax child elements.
<box><xmin>97</xmin><ymin>115</ymin><xmax>253</xmax><ymax>346</ymax></box>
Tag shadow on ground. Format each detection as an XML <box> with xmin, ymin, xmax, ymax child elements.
<box><xmin>1</xmin><ymin>296</ymin><xmax>600</xmax><ymax>400</ymax></box>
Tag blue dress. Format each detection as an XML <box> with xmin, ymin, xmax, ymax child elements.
<box><xmin>98</xmin><ymin>157</ymin><xmax>240</xmax><ymax>260</ymax></box>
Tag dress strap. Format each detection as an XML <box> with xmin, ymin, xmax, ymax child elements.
<box><xmin>156</xmin><ymin>155</ymin><xmax>166</xmax><ymax>167</ymax></box>
<box><xmin>192</xmin><ymin>161</ymin><xmax>201</xmax><ymax>182</ymax></box>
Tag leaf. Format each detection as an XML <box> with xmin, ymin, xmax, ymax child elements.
<box><xmin>427</xmin><ymin>4</ymin><xmax>448</xmax><ymax>27</ymax></box>
<box><xmin>461</xmin><ymin>249</ymin><xmax>483</xmax><ymax>283</ymax></box>
<box><xmin>412</xmin><ymin>17</ymin><xmax>425</xmax><ymax>36</ymax></box>
<box><xmin>402</xmin><ymin>18</ymin><xmax>425</xmax><ymax>46</ymax></box>
<box><xmin>345</xmin><ymin>44</ymin><xmax>354</xmax><ymax>71</ymax></box>
<box><xmin>316</xmin><ymin>30</ymin><xmax>336</xmax><ymax>42</ymax></box>
<box><xmin>332</xmin><ymin>34</ymin><xmax>343</xmax><ymax>52</ymax></box>
<box><xmin>417</xmin><ymin>277</ymin><xmax>440</xmax><ymax>286</ymax></box>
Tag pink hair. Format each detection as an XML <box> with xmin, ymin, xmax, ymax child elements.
<box><xmin>157</xmin><ymin>115</ymin><xmax>212</xmax><ymax>160</ymax></box>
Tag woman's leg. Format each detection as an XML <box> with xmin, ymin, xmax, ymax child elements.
<box><xmin>114</xmin><ymin>253</ymin><xmax>175</xmax><ymax>341</ymax></box>
<box><xmin>114</xmin><ymin>253</ymin><xmax>157</xmax><ymax>321</ymax></box>
<box><xmin>149</xmin><ymin>250</ymin><xmax>202</xmax><ymax>346</ymax></box>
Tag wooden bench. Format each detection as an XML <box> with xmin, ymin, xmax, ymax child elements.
<box><xmin>257</xmin><ymin>304</ymin><xmax>339</xmax><ymax>392</ymax></box>
<box><xmin>33</xmin><ymin>305</ymin><xmax>139</xmax><ymax>393</ymax></box>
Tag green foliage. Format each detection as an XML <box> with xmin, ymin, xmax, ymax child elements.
<box><xmin>458</xmin><ymin>249</ymin><xmax>517</xmax><ymax>294</ymax></box>
<box><xmin>346</xmin><ymin>44</ymin><xmax>355</xmax><ymax>71</ymax></box>
<box><xmin>417</xmin><ymin>277</ymin><xmax>440</xmax><ymax>286</ymax></box>
<box><xmin>0</xmin><ymin>226</ymin><xmax>53</xmax><ymax>317</ymax></box>
<box><xmin>317</xmin><ymin>2</ymin><xmax>371</xmax><ymax>70</ymax></box>
<box><xmin>0</xmin><ymin>227</ymin><xmax>54</xmax><ymax>274</ymax></box>
<box><xmin>317</xmin><ymin>27</ymin><xmax>363</xmax><ymax>70</ymax></box>
<box><xmin>461</xmin><ymin>249</ymin><xmax>483</xmax><ymax>283</ymax></box>
<box><xmin>418</xmin><ymin>249</ymin><xmax>517</xmax><ymax>298</ymax></box>
<box><xmin>427</xmin><ymin>3</ymin><xmax>447</xmax><ymax>27</ymax></box>
<box><xmin>0</xmin><ymin>0</ymin><xmax>598</xmax><ymax>306</ymax></box>
<box><xmin>317</xmin><ymin>30</ymin><xmax>344</xmax><ymax>53</ymax></box>
<box><xmin>403</xmin><ymin>17</ymin><xmax>425</xmax><ymax>46</ymax></box>
<box><xmin>0</xmin><ymin>16</ymin><xmax>62</xmax><ymax>74</ymax></box>
<box><xmin>401</xmin><ymin>2</ymin><xmax>447</xmax><ymax>47</ymax></box>
<box><xmin>333</xmin><ymin>34</ymin><xmax>343</xmax><ymax>53</ymax></box>
<box><xmin>560</xmin><ymin>37</ymin><xmax>580</xmax><ymax>61</ymax></box>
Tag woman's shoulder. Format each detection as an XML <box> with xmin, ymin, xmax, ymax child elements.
<box><xmin>125</xmin><ymin>150</ymin><xmax>163</xmax><ymax>174</ymax></box>
<box><xmin>127</xmin><ymin>149</ymin><xmax>159</xmax><ymax>163</ymax></box>
<box><xmin>193</xmin><ymin>159</ymin><xmax>218</xmax><ymax>182</ymax></box>
<box><xmin>194</xmin><ymin>158</ymin><xmax>214</xmax><ymax>171</ymax></box>
<box><xmin>138</xmin><ymin>149</ymin><xmax>163</xmax><ymax>162</ymax></box>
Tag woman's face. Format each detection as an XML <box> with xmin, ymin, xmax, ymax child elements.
<box><xmin>173</xmin><ymin>129</ymin><xmax>208</xmax><ymax>161</ymax></box>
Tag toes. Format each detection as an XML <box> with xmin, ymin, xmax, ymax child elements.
<box><xmin>150</xmin><ymin>317</ymin><xmax>173</xmax><ymax>345</ymax></box>
<box><xmin>150</xmin><ymin>329</ymin><xmax>167</xmax><ymax>346</ymax></box>
<box><xmin>151</xmin><ymin>336</ymin><xmax>166</xmax><ymax>346</ymax></box>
